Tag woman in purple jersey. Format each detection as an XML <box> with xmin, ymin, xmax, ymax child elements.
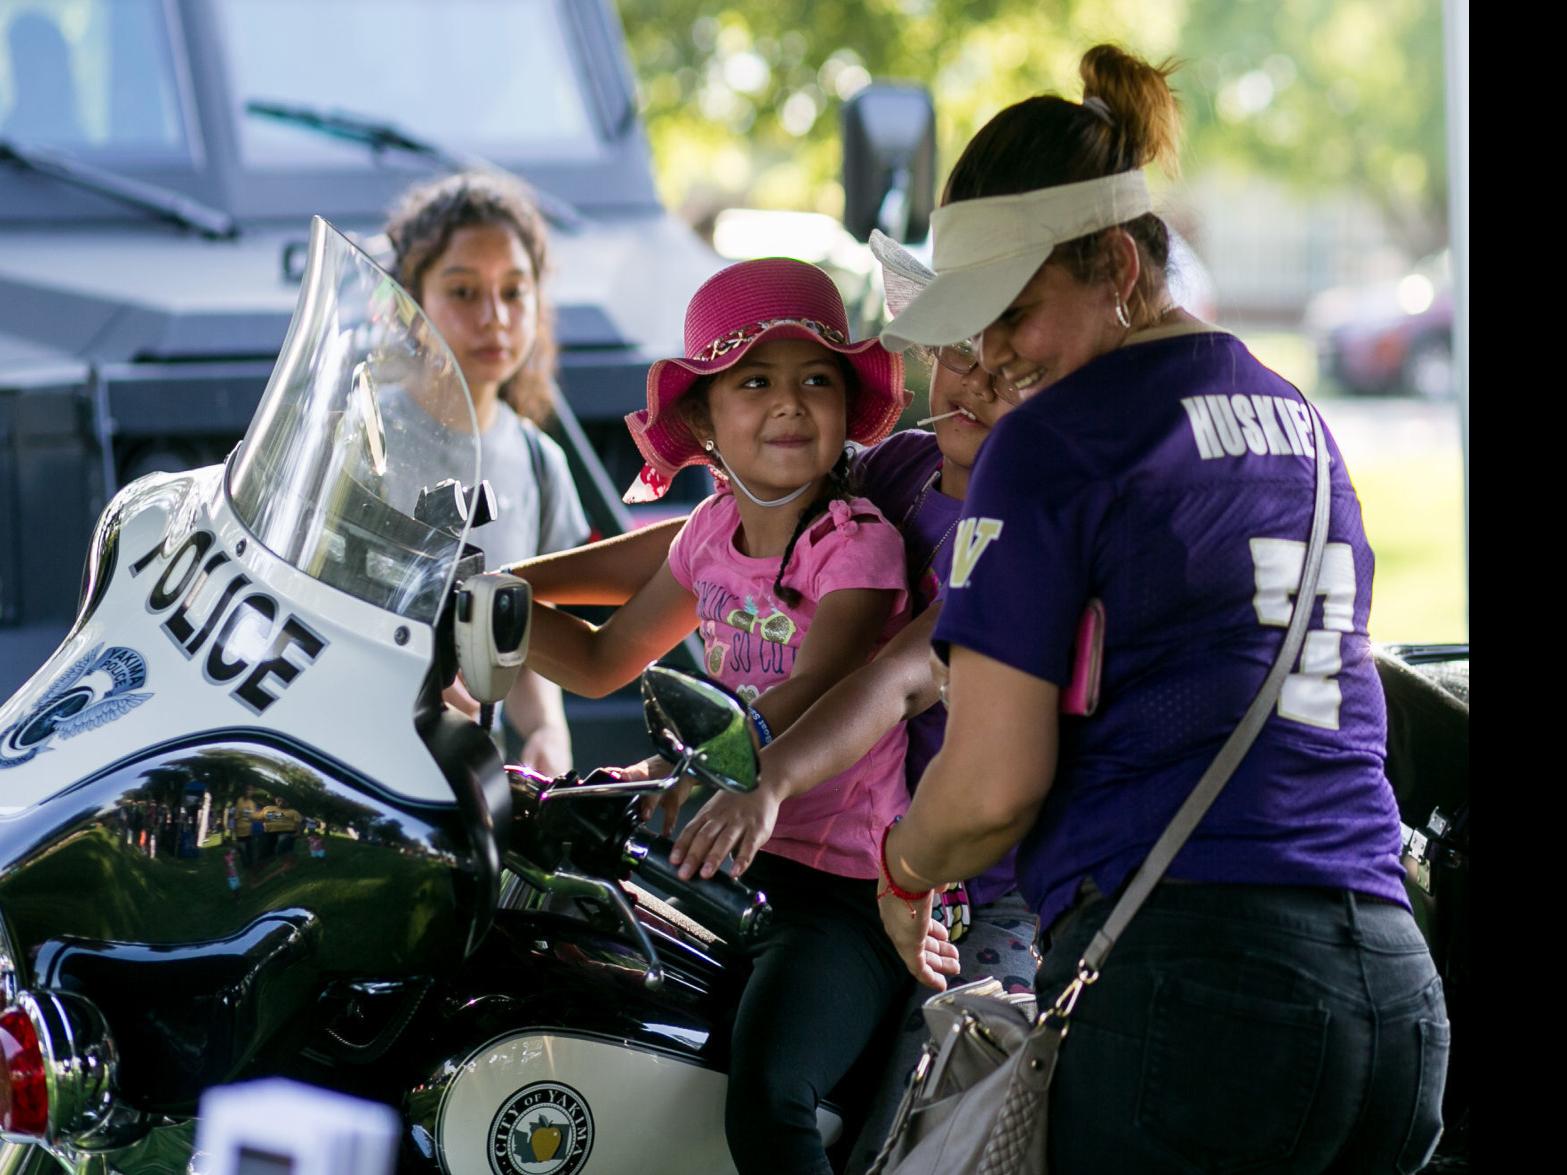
<box><xmin>876</xmin><ymin>45</ymin><xmax>1448</xmax><ymax>1173</ymax></box>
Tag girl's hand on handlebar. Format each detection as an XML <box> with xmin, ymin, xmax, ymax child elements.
<box><xmin>642</xmin><ymin>776</ymin><xmax>695</xmax><ymax>834</ymax></box>
<box><xmin>669</xmin><ymin>786</ymin><xmax>781</xmax><ymax>881</ymax></box>
<box><xmin>622</xmin><ymin>755</ymin><xmax>684</xmax><ymax>830</ymax></box>
<box><xmin>878</xmin><ymin>889</ymin><xmax>961</xmax><ymax>990</ymax></box>
<box><xmin>519</xmin><ymin>723</ymin><xmax>572</xmax><ymax>778</ymax></box>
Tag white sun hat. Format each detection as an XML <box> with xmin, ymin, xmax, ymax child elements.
<box><xmin>879</xmin><ymin>169</ymin><xmax>1152</xmax><ymax>354</ymax></box>
<box><xmin>867</xmin><ymin>229</ymin><xmax>935</xmax><ymax>323</ymax></box>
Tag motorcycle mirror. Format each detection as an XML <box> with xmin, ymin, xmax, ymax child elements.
<box><xmin>841</xmin><ymin>83</ymin><xmax>936</xmax><ymax>244</ymax></box>
<box><xmin>640</xmin><ymin>665</ymin><xmax>758</xmax><ymax>794</ymax></box>
<box><xmin>413</xmin><ymin>478</ymin><xmax>496</xmax><ymax>536</ymax></box>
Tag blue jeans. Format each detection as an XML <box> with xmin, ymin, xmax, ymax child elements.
<box><xmin>1037</xmin><ymin>883</ymin><xmax>1449</xmax><ymax>1173</ymax></box>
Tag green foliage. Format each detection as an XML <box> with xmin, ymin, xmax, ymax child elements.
<box><xmin>614</xmin><ymin>0</ymin><xmax>1447</xmax><ymax>234</ymax></box>
<box><xmin>1179</xmin><ymin>0</ymin><xmax>1448</xmax><ymax>240</ymax></box>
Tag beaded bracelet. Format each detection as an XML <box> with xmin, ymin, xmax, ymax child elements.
<box><xmin>746</xmin><ymin>706</ymin><xmax>773</xmax><ymax>747</ymax></box>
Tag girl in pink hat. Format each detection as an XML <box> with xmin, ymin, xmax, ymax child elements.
<box><xmin>522</xmin><ymin>256</ymin><xmax>913</xmax><ymax>1175</ymax></box>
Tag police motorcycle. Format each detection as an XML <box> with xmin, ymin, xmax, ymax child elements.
<box><xmin>0</xmin><ymin>218</ymin><xmax>818</xmax><ymax>1175</ymax></box>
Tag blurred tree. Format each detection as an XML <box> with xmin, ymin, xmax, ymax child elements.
<box><xmin>1179</xmin><ymin>0</ymin><xmax>1447</xmax><ymax>248</ymax></box>
<box><xmin>615</xmin><ymin>0</ymin><xmax>1446</xmax><ymax>242</ymax></box>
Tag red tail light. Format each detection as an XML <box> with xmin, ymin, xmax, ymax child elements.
<box><xmin>0</xmin><ymin>990</ymin><xmax>117</xmax><ymax>1145</ymax></box>
<box><xmin>0</xmin><ymin>1005</ymin><xmax>49</xmax><ymax>1136</ymax></box>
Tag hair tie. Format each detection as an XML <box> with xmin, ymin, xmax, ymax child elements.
<box><xmin>1082</xmin><ymin>96</ymin><xmax>1114</xmax><ymax>124</ymax></box>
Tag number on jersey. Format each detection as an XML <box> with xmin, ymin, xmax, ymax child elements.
<box><xmin>1248</xmin><ymin>538</ymin><xmax>1357</xmax><ymax>730</ymax></box>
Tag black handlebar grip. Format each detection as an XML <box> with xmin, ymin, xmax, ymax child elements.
<box><xmin>632</xmin><ymin>834</ymin><xmax>773</xmax><ymax>946</ymax></box>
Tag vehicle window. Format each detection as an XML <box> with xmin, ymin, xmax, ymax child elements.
<box><xmin>0</xmin><ymin>0</ymin><xmax>188</xmax><ymax>157</ymax></box>
<box><xmin>220</xmin><ymin>0</ymin><xmax>598</xmax><ymax>170</ymax></box>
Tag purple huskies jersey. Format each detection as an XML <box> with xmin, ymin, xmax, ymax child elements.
<box><xmin>934</xmin><ymin>329</ymin><xmax>1408</xmax><ymax>931</ymax></box>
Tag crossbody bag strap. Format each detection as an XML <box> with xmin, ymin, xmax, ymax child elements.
<box><xmin>1078</xmin><ymin>402</ymin><xmax>1334</xmax><ymax>979</ymax></box>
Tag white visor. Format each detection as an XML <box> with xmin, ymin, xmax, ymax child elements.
<box><xmin>880</xmin><ymin>170</ymin><xmax>1152</xmax><ymax>354</ymax></box>
<box><xmin>868</xmin><ymin>229</ymin><xmax>935</xmax><ymax>321</ymax></box>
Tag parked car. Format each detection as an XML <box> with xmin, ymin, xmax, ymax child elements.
<box><xmin>1306</xmin><ymin>249</ymin><xmax>1454</xmax><ymax>398</ymax></box>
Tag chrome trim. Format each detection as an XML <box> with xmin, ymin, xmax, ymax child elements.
<box><xmin>0</xmin><ymin>911</ymin><xmax>21</xmax><ymax>1005</ymax></box>
<box><xmin>0</xmin><ymin>1139</ymin><xmax>75</xmax><ymax>1172</ymax></box>
<box><xmin>12</xmin><ymin>992</ymin><xmax>117</xmax><ymax>1148</ymax></box>
<box><xmin>509</xmin><ymin>862</ymin><xmax>664</xmax><ymax>990</ymax></box>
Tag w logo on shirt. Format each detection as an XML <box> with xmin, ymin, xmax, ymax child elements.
<box><xmin>949</xmin><ymin>519</ymin><xmax>1004</xmax><ymax>589</ymax></box>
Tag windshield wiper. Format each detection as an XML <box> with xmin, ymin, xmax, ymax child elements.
<box><xmin>0</xmin><ymin>139</ymin><xmax>237</xmax><ymax>240</ymax></box>
<box><xmin>245</xmin><ymin>100</ymin><xmax>584</xmax><ymax>232</ymax></box>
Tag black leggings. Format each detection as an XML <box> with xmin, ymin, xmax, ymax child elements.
<box><xmin>725</xmin><ymin>852</ymin><xmax>911</xmax><ymax>1175</ymax></box>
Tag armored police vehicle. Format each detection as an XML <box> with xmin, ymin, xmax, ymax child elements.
<box><xmin>0</xmin><ymin>0</ymin><xmax>725</xmax><ymax>751</ymax></box>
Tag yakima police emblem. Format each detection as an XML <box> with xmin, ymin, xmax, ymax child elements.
<box><xmin>0</xmin><ymin>644</ymin><xmax>151</xmax><ymax>769</ymax></box>
<box><xmin>489</xmin><ymin>1081</ymin><xmax>594</xmax><ymax>1175</ymax></box>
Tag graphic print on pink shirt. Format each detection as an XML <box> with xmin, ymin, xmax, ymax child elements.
<box><xmin>668</xmin><ymin>490</ymin><xmax>913</xmax><ymax>878</ymax></box>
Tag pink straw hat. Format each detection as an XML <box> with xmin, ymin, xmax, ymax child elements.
<box><xmin>623</xmin><ymin>257</ymin><xmax>908</xmax><ymax>502</ymax></box>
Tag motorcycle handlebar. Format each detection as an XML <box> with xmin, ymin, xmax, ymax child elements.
<box><xmin>629</xmin><ymin>833</ymin><xmax>773</xmax><ymax>947</ymax></box>
<box><xmin>504</xmin><ymin>769</ymin><xmax>772</xmax><ymax>953</ymax></box>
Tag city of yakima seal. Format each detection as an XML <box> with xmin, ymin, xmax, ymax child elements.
<box><xmin>488</xmin><ymin>1082</ymin><xmax>594</xmax><ymax>1175</ymax></box>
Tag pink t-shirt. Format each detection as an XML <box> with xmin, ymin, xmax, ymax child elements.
<box><xmin>667</xmin><ymin>490</ymin><xmax>912</xmax><ymax>879</ymax></box>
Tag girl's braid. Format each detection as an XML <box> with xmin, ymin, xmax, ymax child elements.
<box><xmin>772</xmin><ymin>449</ymin><xmax>857</xmax><ymax>607</ymax></box>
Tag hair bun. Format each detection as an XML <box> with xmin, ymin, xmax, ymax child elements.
<box><xmin>1079</xmin><ymin>44</ymin><xmax>1181</xmax><ymax>176</ymax></box>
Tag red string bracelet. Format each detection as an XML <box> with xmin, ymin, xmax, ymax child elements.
<box><xmin>878</xmin><ymin>820</ymin><xmax>932</xmax><ymax>912</ymax></box>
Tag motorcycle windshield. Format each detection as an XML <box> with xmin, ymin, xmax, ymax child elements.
<box><xmin>227</xmin><ymin>216</ymin><xmax>478</xmax><ymax>625</ymax></box>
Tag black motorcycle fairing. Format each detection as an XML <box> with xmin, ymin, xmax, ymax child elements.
<box><xmin>307</xmin><ymin>976</ymin><xmax>436</xmax><ymax>1066</ymax></box>
<box><xmin>32</xmin><ymin>910</ymin><xmax>320</xmax><ymax>1117</ymax></box>
<box><xmin>414</xmin><ymin>704</ymin><xmax>510</xmax><ymax>956</ymax></box>
<box><xmin>0</xmin><ymin>730</ymin><xmax>493</xmax><ymax>979</ymax></box>
<box><xmin>454</xmin><ymin>908</ymin><xmax>738</xmax><ymax>1056</ymax></box>
<box><xmin>398</xmin><ymin>908</ymin><xmax>746</xmax><ymax>1170</ymax></box>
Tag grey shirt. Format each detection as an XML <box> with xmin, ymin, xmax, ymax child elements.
<box><xmin>470</xmin><ymin>400</ymin><xmax>590</xmax><ymax>568</ymax></box>
<box><xmin>379</xmin><ymin>388</ymin><xmax>590</xmax><ymax>568</ymax></box>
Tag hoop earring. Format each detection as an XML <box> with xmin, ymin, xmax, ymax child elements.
<box><xmin>703</xmin><ymin>439</ymin><xmax>715</xmax><ymax>453</ymax></box>
<box><xmin>1112</xmin><ymin>289</ymin><xmax>1132</xmax><ymax>330</ymax></box>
